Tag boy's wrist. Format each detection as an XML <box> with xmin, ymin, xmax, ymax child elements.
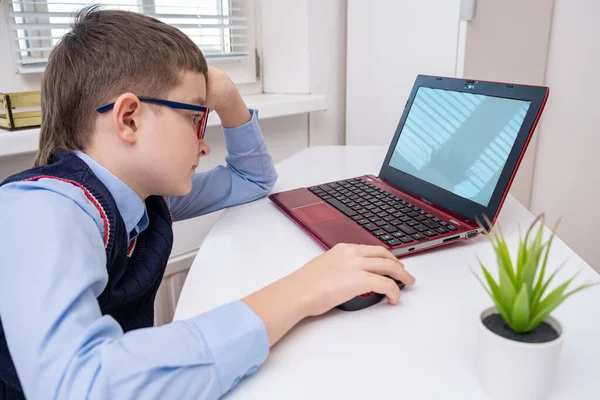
<box><xmin>206</xmin><ymin>68</ymin><xmax>251</xmax><ymax>128</ymax></box>
<box><xmin>241</xmin><ymin>275</ymin><xmax>313</xmax><ymax>347</ymax></box>
<box><xmin>215</xmin><ymin>92</ymin><xmax>251</xmax><ymax>128</ymax></box>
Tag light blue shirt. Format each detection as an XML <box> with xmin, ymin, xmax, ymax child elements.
<box><xmin>0</xmin><ymin>109</ymin><xmax>278</xmax><ymax>399</ymax></box>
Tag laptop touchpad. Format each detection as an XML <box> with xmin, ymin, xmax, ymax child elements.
<box><xmin>293</xmin><ymin>203</ymin><xmax>342</xmax><ymax>225</ymax></box>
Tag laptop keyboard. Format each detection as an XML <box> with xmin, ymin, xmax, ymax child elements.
<box><xmin>308</xmin><ymin>178</ymin><xmax>457</xmax><ymax>247</ymax></box>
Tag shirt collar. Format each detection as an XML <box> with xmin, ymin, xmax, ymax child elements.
<box><xmin>74</xmin><ymin>151</ymin><xmax>148</xmax><ymax>239</ymax></box>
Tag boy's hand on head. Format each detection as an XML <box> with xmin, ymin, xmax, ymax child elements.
<box><xmin>242</xmin><ymin>243</ymin><xmax>415</xmax><ymax>346</ymax></box>
<box><xmin>204</xmin><ymin>66</ymin><xmax>251</xmax><ymax>128</ymax></box>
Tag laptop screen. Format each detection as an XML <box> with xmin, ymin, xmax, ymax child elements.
<box><xmin>388</xmin><ymin>87</ymin><xmax>531</xmax><ymax>207</ymax></box>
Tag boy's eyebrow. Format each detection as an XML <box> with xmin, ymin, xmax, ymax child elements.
<box><xmin>190</xmin><ymin>96</ymin><xmax>206</xmax><ymax>106</ymax></box>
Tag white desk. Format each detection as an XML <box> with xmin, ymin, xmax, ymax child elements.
<box><xmin>174</xmin><ymin>146</ymin><xmax>600</xmax><ymax>399</ymax></box>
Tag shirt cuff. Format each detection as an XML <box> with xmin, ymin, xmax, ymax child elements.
<box><xmin>222</xmin><ymin>109</ymin><xmax>264</xmax><ymax>154</ymax></box>
<box><xmin>188</xmin><ymin>299</ymin><xmax>269</xmax><ymax>395</ymax></box>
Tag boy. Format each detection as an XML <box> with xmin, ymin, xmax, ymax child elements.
<box><xmin>0</xmin><ymin>7</ymin><xmax>415</xmax><ymax>400</ymax></box>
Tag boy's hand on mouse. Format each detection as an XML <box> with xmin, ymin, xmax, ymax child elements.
<box><xmin>242</xmin><ymin>243</ymin><xmax>415</xmax><ymax>346</ymax></box>
<box><xmin>204</xmin><ymin>66</ymin><xmax>251</xmax><ymax>128</ymax></box>
<box><xmin>288</xmin><ymin>243</ymin><xmax>416</xmax><ymax>317</ymax></box>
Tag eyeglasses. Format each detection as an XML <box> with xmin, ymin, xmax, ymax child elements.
<box><xmin>96</xmin><ymin>97</ymin><xmax>210</xmax><ymax>140</ymax></box>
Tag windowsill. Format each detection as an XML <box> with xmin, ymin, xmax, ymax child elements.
<box><xmin>0</xmin><ymin>93</ymin><xmax>326</xmax><ymax>158</ymax></box>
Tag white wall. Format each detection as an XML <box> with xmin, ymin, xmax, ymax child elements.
<box><xmin>345</xmin><ymin>0</ymin><xmax>462</xmax><ymax>147</ymax></box>
<box><xmin>260</xmin><ymin>0</ymin><xmax>347</xmax><ymax>146</ymax></box>
<box><xmin>530</xmin><ymin>0</ymin><xmax>600</xmax><ymax>272</ymax></box>
<box><xmin>307</xmin><ymin>0</ymin><xmax>347</xmax><ymax>146</ymax></box>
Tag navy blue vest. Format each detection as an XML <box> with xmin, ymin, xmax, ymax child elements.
<box><xmin>0</xmin><ymin>152</ymin><xmax>174</xmax><ymax>399</ymax></box>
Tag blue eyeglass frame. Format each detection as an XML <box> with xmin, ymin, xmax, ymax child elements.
<box><xmin>95</xmin><ymin>97</ymin><xmax>210</xmax><ymax>139</ymax></box>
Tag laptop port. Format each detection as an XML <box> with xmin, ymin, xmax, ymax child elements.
<box><xmin>408</xmin><ymin>247</ymin><xmax>415</xmax><ymax>252</ymax></box>
<box><xmin>466</xmin><ymin>230</ymin><xmax>478</xmax><ymax>239</ymax></box>
<box><xmin>442</xmin><ymin>235</ymin><xmax>460</xmax><ymax>243</ymax></box>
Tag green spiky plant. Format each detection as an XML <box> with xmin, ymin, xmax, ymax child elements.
<box><xmin>474</xmin><ymin>214</ymin><xmax>598</xmax><ymax>334</ymax></box>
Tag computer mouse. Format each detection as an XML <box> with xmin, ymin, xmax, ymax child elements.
<box><xmin>336</xmin><ymin>278</ymin><xmax>406</xmax><ymax>312</ymax></box>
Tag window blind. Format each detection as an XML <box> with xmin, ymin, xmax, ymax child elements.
<box><xmin>5</xmin><ymin>0</ymin><xmax>252</xmax><ymax>73</ymax></box>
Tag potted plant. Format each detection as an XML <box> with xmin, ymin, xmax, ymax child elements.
<box><xmin>474</xmin><ymin>214</ymin><xmax>598</xmax><ymax>400</ymax></box>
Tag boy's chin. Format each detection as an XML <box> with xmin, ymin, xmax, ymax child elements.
<box><xmin>161</xmin><ymin>182</ymin><xmax>193</xmax><ymax>197</ymax></box>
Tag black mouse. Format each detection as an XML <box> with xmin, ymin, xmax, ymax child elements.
<box><xmin>336</xmin><ymin>278</ymin><xmax>406</xmax><ymax>311</ymax></box>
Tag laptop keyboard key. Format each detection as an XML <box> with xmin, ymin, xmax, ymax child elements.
<box><xmin>407</xmin><ymin>220</ymin><xmax>419</xmax><ymax>227</ymax></box>
<box><xmin>351</xmin><ymin>215</ymin><xmax>363</xmax><ymax>221</ymax></box>
<box><xmin>414</xmin><ymin>215</ymin><xmax>427</xmax><ymax>222</ymax></box>
<box><xmin>435</xmin><ymin>227</ymin><xmax>449</xmax><ymax>234</ymax></box>
<box><xmin>373</xmin><ymin>229</ymin><xmax>387</xmax><ymax>237</ymax></box>
<box><xmin>381</xmin><ymin>224</ymin><xmax>399</xmax><ymax>233</ymax></box>
<box><xmin>424</xmin><ymin>220</ymin><xmax>440</xmax><ymax>229</ymax></box>
<box><xmin>390</xmin><ymin>219</ymin><xmax>403</xmax><ymax>226</ymax></box>
<box><xmin>447</xmin><ymin>225</ymin><xmax>458</xmax><ymax>231</ymax></box>
<box><xmin>424</xmin><ymin>230</ymin><xmax>438</xmax><ymax>237</ymax></box>
<box><xmin>414</xmin><ymin>224</ymin><xmax>429</xmax><ymax>232</ymax></box>
<box><xmin>363</xmin><ymin>223</ymin><xmax>379</xmax><ymax>232</ymax></box>
<box><xmin>357</xmin><ymin>219</ymin><xmax>370</xmax><ymax>225</ymax></box>
<box><xmin>412</xmin><ymin>233</ymin><xmax>427</xmax><ymax>241</ymax></box>
<box><xmin>400</xmin><ymin>236</ymin><xmax>414</xmax><ymax>243</ymax></box>
<box><xmin>380</xmin><ymin>234</ymin><xmax>393</xmax><ymax>242</ymax></box>
<box><xmin>325</xmin><ymin>198</ymin><xmax>357</xmax><ymax>217</ymax></box>
<box><xmin>387</xmin><ymin>239</ymin><xmax>402</xmax><ymax>247</ymax></box>
<box><xmin>400</xmin><ymin>225</ymin><xmax>417</xmax><ymax>235</ymax></box>
<box><xmin>375</xmin><ymin>220</ymin><xmax>388</xmax><ymax>227</ymax></box>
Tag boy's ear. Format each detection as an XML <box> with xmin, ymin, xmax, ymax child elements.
<box><xmin>112</xmin><ymin>93</ymin><xmax>142</xmax><ymax>144</ymax></box>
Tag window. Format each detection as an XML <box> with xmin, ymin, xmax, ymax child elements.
<box><xmin>3</xmin><ymin>0</ymin><xmax>259</xmax><ymax>84</ymax></box>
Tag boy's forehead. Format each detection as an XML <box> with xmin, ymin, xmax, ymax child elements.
<box><xmin>172</xmin><ymin>70</ymin><xmax>207</xmax><ymax>105</ymax></box>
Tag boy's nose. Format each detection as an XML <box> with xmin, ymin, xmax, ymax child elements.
<box><xmin>198</xmin><ymin>140</ymin><xmax>210</xmax><ymax>156</ymax></box>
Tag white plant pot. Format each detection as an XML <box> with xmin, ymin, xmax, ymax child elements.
<box><xmin>477</xmin><ymin>306</ymin><xmax>564</xmax><ymax>400</ymax></box>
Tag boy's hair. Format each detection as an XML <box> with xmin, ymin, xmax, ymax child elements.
<box><xmin>35</xmin><ymin>6</ymin><xmax>208</xmax><ymax>166</ymax></box>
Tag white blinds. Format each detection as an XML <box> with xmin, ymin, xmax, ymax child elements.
<box><xmin>5</xmin><ymin>0</ymin><xmax>253</xmax><ymax>73</ymax></box>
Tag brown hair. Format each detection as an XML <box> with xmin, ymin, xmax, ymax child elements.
<box><xmin>35</xmin><ymin>5</ymin><xmax>208</xmax><ymax>166</ymax></box>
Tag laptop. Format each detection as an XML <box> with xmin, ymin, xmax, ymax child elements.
<box><xmin>268</xmin><ymin>75</ymin><xmax>549</xmax><ymax>257</ymax></box>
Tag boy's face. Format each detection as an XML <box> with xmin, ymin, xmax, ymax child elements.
<box><xmin>138</xmin><ymin>71</ymin><xmax>209</xmax><ymax>197</ymax></box>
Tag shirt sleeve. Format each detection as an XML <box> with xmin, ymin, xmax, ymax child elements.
<box><xmin>168</xmin><ymin>109</ymin><xmax>278</xmax><ymax>221</ymax></box>
<box><xmin>0</xmin><ymin>180</ymin><xmax>269</xmax><ymax>400</ymax></box>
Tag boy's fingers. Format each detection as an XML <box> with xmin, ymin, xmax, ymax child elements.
<box><xmin>352</xmin><ymin>244</ymin><xmax>403</xmax><ymax>264</ymax></box>
<box><xmin>360</xmin><ymin>258</ymin><xmax>415</xmax><ymax>286</ymax></box>
<box><xmin>367</xmin><ymin>273</ymin><xmax>402</xmax><ymax>304</ymax></box>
